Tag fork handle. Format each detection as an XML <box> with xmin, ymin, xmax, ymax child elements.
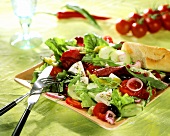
<box><xmin>0</xmin><ymin>101</ymin><xmax>17</xmax><ymax>116</ymax></box>
<box><xmin>0</xmin><ymin>93</ymin><xmax>29</xmax><ymax>116</ymax></box>
<box><xmin>12</xmin><ymin>104</ymin><xmax>33</xmax><ymax>136</ymax></box>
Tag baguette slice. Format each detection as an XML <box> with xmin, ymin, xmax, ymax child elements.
<box><xmin>121</xmin><ymin>42</ymin><xmax>170</xmax><ymax>72</ymax></box>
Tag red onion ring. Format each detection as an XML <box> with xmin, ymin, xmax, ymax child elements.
<box><xmin>126</xmin><ymin>78</ymin><xmax>143</xmax><ymax>92</ymax></box>
<box><xmin>105</xmin><ymin>110</ymin><xmax>116</xmax><ymax>125</ymax></box>
<box><xmin>45</xmin><ymin>92</ymin><xmax>65</xmax><ymax>100</ymax></box>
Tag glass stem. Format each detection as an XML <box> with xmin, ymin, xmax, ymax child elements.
<box><xmin>19</xmin><ymin>18</ymin><xmax>32</xmax><ymax>41</ymax></box>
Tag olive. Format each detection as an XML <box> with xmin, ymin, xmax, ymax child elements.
<box><xmin>119</xmin><ymin>75</ymin><xmax>132</xmax><ymax>80</ymax></box>
<box><xmin>108</xmin><ymin>104</ymin><xmax>120</xmax><ymax>117</ymax></box>
<box><xmin>163</xmin><ymin>75</ymin><xmax>170</xmax><ymax>83</ymax></box>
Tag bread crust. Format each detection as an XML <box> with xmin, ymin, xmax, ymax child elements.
<box><xmin>121</xmin><ymin>42</ymin><xmax>170</xmax><ymax>72</ymax></box>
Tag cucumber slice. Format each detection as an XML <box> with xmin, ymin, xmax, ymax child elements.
<box><xmin>116</xmin><ymin>50</ymin><xmax>131</xmax><ymax>64</ymax></box>
<box><xmin>99</xmin><ymin>46</ymin><xmax>115</xmax><ymax>59</ymax></box>
<box><xmin>121</xmin><ymin>103</ymin><xmax>143</xmax><ymax>117</ymax></box>
<box><xmin>110</xmin><ymin>50</ymin><xmax>119</xmax><ymax>62</ymax></box>
<box><xmin>67</xmin><ymin>85</ymin><xmax>81</xmax><ymax>101</ymax></box>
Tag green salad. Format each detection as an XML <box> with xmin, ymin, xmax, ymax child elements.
<box><xmin>32</xmin><ymin>33</ymin><xmax>168</xmax><ymax>125</ymax></box>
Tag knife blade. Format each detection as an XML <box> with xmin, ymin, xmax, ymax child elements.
<box><xmin>12</xmin><ymin>66</ymin><xmax>53</xmax><ymax>136</ymax></box>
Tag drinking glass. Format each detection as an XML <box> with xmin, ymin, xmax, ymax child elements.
<box><xmin>10</xmin><ymin>0</ymin><xmax>42</xmax><ymax>49</ymax></box>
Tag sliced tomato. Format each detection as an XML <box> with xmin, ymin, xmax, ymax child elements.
<box><xmin>65</xmin><ymin>97</ymin><xmax>83</xmax><ymax>109</ymax></box>
<box><xmin>50</xmin><ymin>66</ymin><xmax>63</xmax><ymax>77</ymax></box>
<box><xmin>93</xmin><ymin>103</ymin><xmax>108</xmax><ymax>121</ymax></box>
<box><xmin>120</xmin><ymin>80</ymin><xmax>141</xmax><ymax>96</ymax></box>
<box><xmin>119</xmin><ymin>79</ymin><xmax>149</xmax><ymax>99</ymax></box>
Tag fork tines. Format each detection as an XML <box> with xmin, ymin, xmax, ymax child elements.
<box><xmin>40</xmin><ymin>77</ymin><xmax>59</xmax><ymax>86</ymax></box>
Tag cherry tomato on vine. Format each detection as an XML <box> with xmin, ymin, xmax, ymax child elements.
<box><xmin>161</xmin><ymin>13</ymin><xmax>170</xmax><ymax>30</ymax></box>
<box><xmin>115</xmin><ymin>18</ymin><xmax>131</xmax><ymax>35</ymax></box>
<box><xmin>143</xmin><ymin>8</ymin><xmax>159</xmax><ymax>18</ymax></box>
<box><xmin>128</xmin><ymin>12</ymin><xmax>141</xmax><ymax>25</ymax></box>
<box><xmin>158</xmin><ymin>4</ymin><xmax>169</xmax><ymax>14</ymax></box>
<box><xmin>143</xmin><ymin>8</ymin><xmax>154</xmax><ymax>17</ymax></box>
<box><xmin>145</xmin><ymin>17</ymin><xmax>162</xmax><ymax>33</ymax></box>
<box><xmin>131</xmin><ymin>22</ymin><xmax>148</xmax><ymax>38</ymax></box>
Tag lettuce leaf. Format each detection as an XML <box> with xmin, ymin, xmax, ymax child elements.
<box><xmin>110</xmin><ymin>89</ymin><xmax>134</xmax><ymax>111</ymax></box>
<box><xmin>73</xmin><ymin>81</ymin><xmax>95</xmax><ymax>107</ymax></box>
<box><xmin>45</xmin><ymin>37</ymin><xmax>77</xmax><ymax>60</ymax></box>
<box><xmin>80</xmin><ymin>92</ymin><xmax>96</xmax><ymax>108</ymax></box>
<box><xmin>82</xmin><ymin>53</ymin><xmax>120</xmax><ymax>67</ymax></box>
<box><xmin>84</xmin><ymin>33</ymin><xmax>109</xmax><ymax>53</ymax></box>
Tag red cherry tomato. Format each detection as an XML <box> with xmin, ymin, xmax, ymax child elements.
<box><xmin>145</xmin><ymin>17</ymin><xmax>162</xmax><ymax>33</ymax></box>
<box><xmin>115</xmin><ymin>18</ymin><xmax>131</xmax><ymax>35</ymax></box>
<box><xmin>50</xmin><ymin>66</ymin><xmax>63</xmax><ymax>77</ymax></box>
<box><xmin>131</xmin><ymin>22</ymin><xmax>148</xmax><ymax>38</ymax></box>
<box><xmin>93</xmin><ymin>103</ymin><xmax>108</xmax><ymax>121</ymax></box>
<box><xmin>65</xmin><ymin>97</ymin><xmax>83</xmax><ymax>109</ymax></box>
<box><xmin>128</xmin><ymin>12</ymin><xmax>141</xmax><ymax>25</ymax></box>
<box><xmin>103</xmin><ymin>36</ymin><xmax>114</xmax><ymax>43</ymax></box>
<box><xmin>161</xmin><ymin>13</ymin><xmax>170</xmax><ymax>30</ymax></box>
<box><xmin>143</xmin><ymin>8</ymin><xmax>159</xmax><ymax>18</ymax></box>
<box><xmin>158</xmin><ymin>4</ymin><xmax>169</xmax><ymax>13</ymax></box>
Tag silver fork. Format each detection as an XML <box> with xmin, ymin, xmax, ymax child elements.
<box><xmin>0</xmin><ymin>77</ymin><xmax>56</xmax><ymax>116</ymax></box>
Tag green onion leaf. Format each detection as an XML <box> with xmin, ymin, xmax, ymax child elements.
<box><xmin>65</xmin><ymin>4</ymin><xmax>101</xmax><ymax>29</ymax></box>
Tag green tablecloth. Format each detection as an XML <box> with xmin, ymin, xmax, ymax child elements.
<box><xmin>1</xmin><ymin>0</ymin><xmax>170</xmax><ymax>136</ymax></box>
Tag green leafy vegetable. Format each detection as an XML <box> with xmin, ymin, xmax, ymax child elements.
<box><xmin>45</xmin><ymin>37</ymin><xmax>77</xmax><ymax>60</ymax></box>
<box><xmin>84</xmin><ymin>33</ymin><xmax>109</xmax><ymax>53</ymax></box>
<box><xmin>68</xmin><ymin>74</ymin><xmax>81</xmax><ymax>87</ymax></box>
<box><xmin>110</xmin><ymin>89</ymin><xmax>134</xmax><ymax>111</ymax></box>
<box><xmin>69</xmin><ymin>80</ymin><xmax>96</xmax><ymax>108</ymax></box>
<box><xmin>80</xmin><ymin>92</ymin><xmax>96</xmax><ymax>107</ymax></box>
<box><xmin>65</xmin><ymin>4</ymin><xmax>101</xmax><ymax>29</ymax></box>
<box><xmin>126</xmin><ymin>67</ymin><xmax>168</xmax><ymax>90</ymax></box>
<box><xmin>82</xmin><ymin>53</ymin><xmax>120</xmax><ymax>67</ymax></box>
<box><xmin>89</xmin><ymin>74</ymin><xmax>120</xmax><ymax>90</ymax></box>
